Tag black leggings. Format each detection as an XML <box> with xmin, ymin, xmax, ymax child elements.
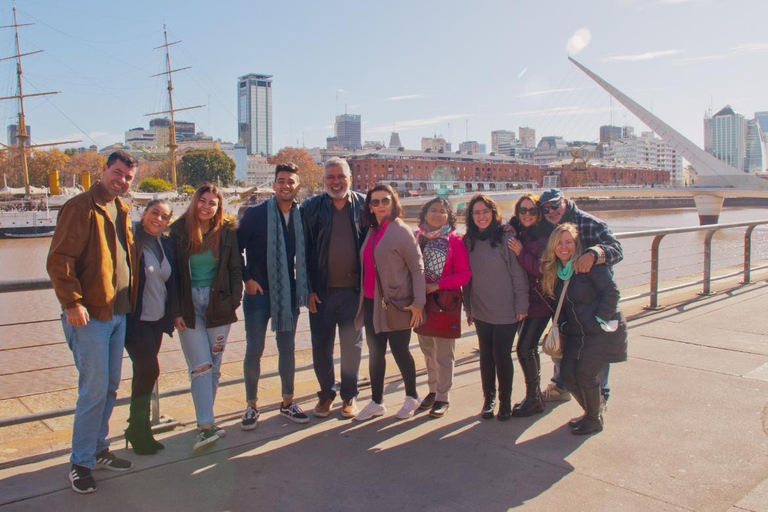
<box><xmin>474</xmin><ymin>319</ymin><xmax>518</xmax><ymax>401</ymax></box>
<box><xmin>363</xmin><ymin>298</ymin><xmax>417</xmax><ymax>404</ymax></box>
<box><xmin>125</xmin><ymin>320</ymin><xmax>164</xmax><ymax>402</ymax></box>
<box><xmin>515</xmin><ymin>316</ymin><xmax>551</xmax><ymax>389</ymax></box>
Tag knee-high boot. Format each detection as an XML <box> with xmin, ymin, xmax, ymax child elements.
<box><xmin>125</xmin><ymin>395</ymin><xmax>158</xmax><ymax>455</ymax></box>
<box><xmin>512</xmin><ymin>349</ymin><xmax>544</xmax><ymax>417</ymax></box>
<box><xmin>571</xmin><ymin>386</ymin><xmax>604</xmax><ymax>435</ymax></box>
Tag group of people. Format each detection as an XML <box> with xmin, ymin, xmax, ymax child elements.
<box><xmin>47</xmin><ymin>150</ymin><xmax>627</xmax><ymax>495</ymax></box>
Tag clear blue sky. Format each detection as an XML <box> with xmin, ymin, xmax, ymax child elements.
<box><xmin>0</xmin><ymin>0</ymin><xmax>765</xmax><ymax>152</ymax></box>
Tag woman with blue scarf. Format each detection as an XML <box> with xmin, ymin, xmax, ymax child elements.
<box><xmin>540</xmin><ymin>223</ymin><xmax>627</xmax><ymax>436</ymax></box>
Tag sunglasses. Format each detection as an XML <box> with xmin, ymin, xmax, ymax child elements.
<box><xmin>518</xmin><ymin>206</ymin><xmax>539</xmax><ymax>216</ymax></box>
<box><xmin>370</xmin><ymin>197</ymin><xmax>392</xmax><ymax>207</ymax></box>
<box><xmin>540</xmin><ymin>202</ymin><xmax>561</xmax><ymax>214</ymax></box>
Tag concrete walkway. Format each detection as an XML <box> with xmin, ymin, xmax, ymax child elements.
<box><xmin>1</xmin><ymin>279</ymin><xmax>768</xmax><ymax>511</ymax></box>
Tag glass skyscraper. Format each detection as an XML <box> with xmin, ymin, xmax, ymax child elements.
<box><xmin>704</xmin><ymin>105</ymin><xmax>746</xmax><ymax>172</ymax></box>
<box><xmin>238</xmin><ymin>74</ymin><xmax>273</xmax><ymax>155</ymax></box>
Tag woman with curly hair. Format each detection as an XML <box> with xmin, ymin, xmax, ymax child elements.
<box><xmin>463</xmin><ymin>194</ymin><xmax>528</xmax><ymax>421</ymax></box>
<box><xmin>540</xmin><ymin>223</ymin><xmax>627</xmax><ymax>435</ymax></box>
<box><xmin>170</xmin><ymin>184</ymin><xmax>242</xmax><ymax>451</ymax></box>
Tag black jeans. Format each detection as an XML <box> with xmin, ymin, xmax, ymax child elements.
<box><xmin>309</xmin><ymin>288</ymin><xmax>363</xmax><ymax>401</ymax></box>
<box><xmin>125</xmin><ymin>320</ymin><xmax>164</xmax><ymax>402</ymax></box>
<box><xmin>474</xmin><ymin>319</ymin><xmax>518</xmax><ymax>402</ymax></box>
<box><xmin>515</xmin><ymin>316</ymin><xmax>550</xmax><ymax>394</ymax></box>
<box><xmin>560</xmin><ymin>356</ymin><xmax>605</xmax><ymax>419</ymax></box>
<box><xmin>363</xmin><ymin>298</ymin><xmax>417</xmax><ymax>404</ymax></box>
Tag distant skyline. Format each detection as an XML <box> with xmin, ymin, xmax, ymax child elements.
<box><xmin>0</xmin><ymin>0</ymin><xmax>765</xmax><ymax>154</ymax></box>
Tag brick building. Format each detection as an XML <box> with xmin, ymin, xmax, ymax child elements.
<box><xmin>346</xmin><ymin>148</ymin><xmax>669</xmax><ymax>195</ymax></box>
<box><xmin>347</xmin><ymin>148</ymin><xmax>541</xmax><ymax>195</ymax></box>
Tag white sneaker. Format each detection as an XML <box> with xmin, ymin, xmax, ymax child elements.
<box><xmin>354</xmin><ymin>400</ymin><xmax>386</xmax><ymax>421</ymax></box>
<box><xmin>396</xmin><ymin>396</ymin><xmax>420</xmax><ymax>419</ymax></box>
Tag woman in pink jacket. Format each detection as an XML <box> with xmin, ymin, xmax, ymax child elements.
<box><xmin>414</xmin><ymin>197</ymin><xmax>471</xmax><ymax>418</ymax></box>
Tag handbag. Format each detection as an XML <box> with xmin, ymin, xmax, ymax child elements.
<box><xmin>541</xmin><ymin>279</ymin><xmax>571</xmax><ymax>358</ymax></box>
<box><xmin>415</xmin><ymin>288</ymin><xmax>462</xmax><ymax>339</ymax></box>
<box><xmin>371</xmin><ymin>233</ymin><xmax>414</xmax><ymax>329</ymax></box>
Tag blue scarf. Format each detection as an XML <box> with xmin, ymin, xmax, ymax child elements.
<box><xmin>266</xmin><ymin>197</ymin><xmax>309</xmax><ymax>332</ymax></box>
<box><xmin>557</xmin><ymin>259</ymin><xmax>575</xmax><ymax>281</ymax></box>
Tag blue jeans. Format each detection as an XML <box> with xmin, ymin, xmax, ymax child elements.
<box><xmin>308</xmin><ymin>287</ymin><xmax>363</xmax><ymax>402</ymax></box>
<box><xmin>552</xmin><ymin>358</ymin><xmax>611</xmax><ymax>400</ymax></box>
<box><xmin>63</xmin><ymin>313</ymin><xmax>126</xmax><ymax>469</ymax></box>
<box><xmin>178</xmin><ymin>287</ymin><xmax>231</xmax><ymax>426</ymax></box>
<box><xmin>243</xmin><ymin>292</ymin><xmax>299</xmax><ymax>403</ymax></box>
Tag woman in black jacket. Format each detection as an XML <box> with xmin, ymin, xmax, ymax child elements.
<box><xmin>125</xmin><ymin>199</ymin><xmax>175</xmax><ymax>454</ymax></box>
<box><xmin>540</xmin><ymin>223</ymin><xmax>627</xmax><ymax>435</ymax></box>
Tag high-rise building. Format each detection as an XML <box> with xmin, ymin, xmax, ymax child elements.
<box><xmin>622</xmin><ymin>126</ymin><xmax>635</xmax><ymax>138</ymax></box>
<box><xmin>599</xmin><ymin>125</ymin><xmax>622</xmax><ymax>143</ymax></box>
<box><xmin>745</xmin><ymin>118</ymin><xmax>764</xmax><ymax>173</ymax></box>
<box><xmin>149</xmin><ymin>118</ymin><xmax>170</xmax><ymax>149</ymax></box>
<box><xmin>7</xmin><ymin>124</ymin><xmax>31</xmax><ymax>146</ymax></box>
<box><xmin>421</xmin><ymin>136</ymin><xmax>450</xmax><ymax>152</ymax></box>
<box><xmin>389</xmin><ymin>132</ymin><xmax>402</xmax><ymax>149</ymax></box>
<box><xmin>459</xmin><ymin>141</ymin><xmax>481</xmax><ymax>154</ymax></box>
<box><xmin>491</xmin><ymin>130</ymin><xmax>516</xmax><ymax>154</ymax></box>
<box><xmin>519</xmin><ymin>127</ymin><xmax>536</xmax><ymax>149</ymax></box>
<box><xmin>125</xmin><ymin>127</ymin><xmax>156</xmax><ymax>148</ymax></box>
<box><xmin>754</xmin><ymin>111</ymin><xmax>768</xmax><ymax>172</ymax></box>
<box><xmin>176</xmin><ymin>121</ymin><xmax>196</xmax><ymax>142</ymax></box>
<box><xmin>329</xmin><ymin>114</ymin><xmax>361</xmax><ymax>151</ymax></box>
<box><xmin>704</xmin><ymin>105</ymin><xmax>747</xmax><ymax>172</ymax></box>
<box><xmin>238</xmin><ymin>73</ymin><xmax>273</xmax><ymax>155</ymax></box>
<box><xmin>604</xmin><ymin>131</ymin><xmax>683</xmax><ymax>185</ymax></box>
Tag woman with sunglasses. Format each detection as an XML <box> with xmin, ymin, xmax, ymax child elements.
<box><xmin>540</xmin><ymin>223</ymin><xmax>627</xmax><ymax>435</ymax></box>
<box><xmin>124</xmin><ymin>199</ymin><xmax>175</xmax><ymax>454</ymax></box>
<box><xmin>414</xmin><ymin>197</ymin><xmax>471</xmax><ymax>418</ymax></box>
<box><xmin>464</xmin><ymin>194</ymin><xmax>529</xmax><ymax>420</ymax></box>
<box><xmin>506</xmin><ymin>193</ymin><xmax>554</xmax><ymax>417</ymax></box>
<box><xmin>354</xmin><ymin>185</ymin><xmax>426</xmax><ymax>421</ymax></box>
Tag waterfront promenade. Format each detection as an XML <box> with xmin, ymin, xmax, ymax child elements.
<box><xmin>1</xmin><ymin>272</ymin><xmax>768</xmax><ymax>511</ymax></box>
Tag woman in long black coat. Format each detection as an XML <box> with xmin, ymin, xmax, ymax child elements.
<box><xmin>540</xmin><ymin>223</ymin><xmax>628</xmax><ymax>435</ymax></box>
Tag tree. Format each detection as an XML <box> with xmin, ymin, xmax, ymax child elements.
<box><xmin>268</xmin><ymin>147</ymin><xmax>323</xmax><ymax>198</ymax></box>
<box><xmin>178</xmin><ymin>149</ymin><xmax>235</xmax><ymax>187</ymax></box>
<box><xmin>138</xmin><ymin>177</ymin><xmax>173</xmax><ymax>192</ymax></box>
<box><xmin>178</xmin><ymin>184</ymin><xmax>195</xmax><ymax>195</ymax></box>
<box><xmin>62</xmin><ymin>151</ymin><xmax>106</xmax><ymax>188</ymax></box>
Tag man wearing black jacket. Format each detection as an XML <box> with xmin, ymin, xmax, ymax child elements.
<box><xmin>301</xmin><ymin>157</ymin><xmax>368</xmax><ymax>419</ymax></box>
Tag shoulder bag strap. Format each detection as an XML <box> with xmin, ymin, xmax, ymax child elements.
<box><xmin>370</xmin><ymin>230</ymin><xmax>388</xmax><ymax>309</ymax></box>
<box><xmin>552</xmin><ymin>278</ymin><xmax>571</xmax><ymax>321</ymax></box>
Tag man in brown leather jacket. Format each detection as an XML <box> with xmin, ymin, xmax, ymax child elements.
<box><xmin>47</xmin><ymin>150</ymin><xmax>139</xmax><ymax>494</ymax></box>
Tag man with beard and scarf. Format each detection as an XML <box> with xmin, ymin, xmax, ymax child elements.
<box><xmin>237</xmin><ymin>163</ymin><xmax>310</xmax><ymax>429</ymax></box>
<box><xmin>301</xmin><ymin>157</ymin><xmax>368</xmax><ymax>419</ymax></box>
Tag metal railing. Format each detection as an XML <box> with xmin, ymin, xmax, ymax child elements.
<box><xmin>615</xmin><ymin>220</ymin><xmax>768</xmax><ymax>309</ymax></box>
<box><xmin>1</xmin><ymin>219</ymin><xmax>767</xmax><ymax>430</ymax></box>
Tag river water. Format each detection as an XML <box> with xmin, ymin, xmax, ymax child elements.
<box><xmin>1</xmin><ymin>205</ymin><xmax>767</xmax><ymax>329</ymax></box>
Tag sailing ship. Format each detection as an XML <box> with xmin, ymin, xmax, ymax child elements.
<box><xmin>0</xmin><ymin>3</ymin><xmax>78</xmax><ymax>238</ymax></box>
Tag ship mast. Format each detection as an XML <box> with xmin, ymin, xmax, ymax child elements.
<box><xmin>0</xmin><ymin>2</ymin><xmax>78</xmax><ymax>194</ymax></box>
<box><xmin>147</xmin><ymin>25</ymin><xmax>203</xmax><ymax>189</ymax></box>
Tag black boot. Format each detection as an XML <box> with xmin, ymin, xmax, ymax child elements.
<box><xmin>141</xmin><ymin>395</ymin><xmax>165</xmax><ymax>451</ymax></box>
<box><xmin>126</xmin><ymin>396</ymin><xmax>160</xmax><ymax>455</ymax></box>
<box><xmin>571</xmin><ymin>388</ymin><xmax>603</xmax><ymax>436</ymax></box>
<box><xmin>481</xmin><ymin>390</ymin><xmax>496</xmax><ymax>419</ymax></box>
<box><xmin>513</xmin><ymin>344</ymin><xmax>545</xmax><ymax>417</ymax></box>
<box><xmin>497</xmin><ymin>391</ymin><xmax>512</xmax><ymax>421</ymax></box>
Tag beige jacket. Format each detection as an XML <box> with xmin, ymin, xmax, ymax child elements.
<box><xmin>354</xmin><ymin>218</ymin><xmax>426</xmax><ymax>333</ymax></box>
